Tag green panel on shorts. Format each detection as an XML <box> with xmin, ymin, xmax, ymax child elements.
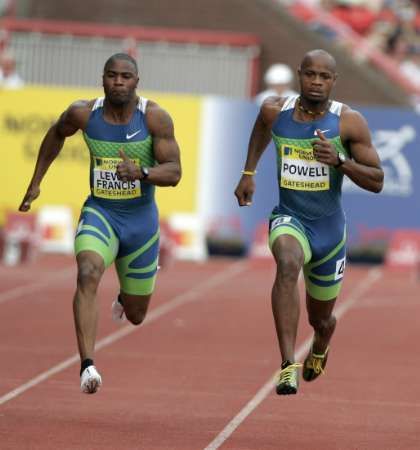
<box><xmin>306</xmin><ymin>231</ymin><xmax>346</xmax><ymax>271</ymax></box>
<box><xmin>303</xmin><ymin>276</ymin><xmax>343</xmax><ymax>301</ymax></box>
<box><xmin>118</xmin><ymin>267</ymin><xmax>158</xmax><ymax>296</ymax></box>
<box><xmin>74</xmin><ymin>207</ymin><xmax>118</xmax><ymax>268</ymax></box>
<box><xmin>303</xmin><ymin>231</ymin><xmax>346</xmax><ymax>301</ymax></box>
<box><xmin>269</xmin><ymin>225</ymin><xmax>312</xmax><ymax>264</ymax></box>
<box><xmin>115</xmin><ymin>229</ymin><xmax>160</xmax><ymax>296</ymax></box>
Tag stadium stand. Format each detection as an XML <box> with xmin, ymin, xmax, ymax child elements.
<box><xmin>4</xmin><ymin>0</ymin><xmax>412</xmax><ymax>106</ymax></box>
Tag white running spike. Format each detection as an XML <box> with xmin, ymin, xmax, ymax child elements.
<box><xmin>80</xmin><ymin>365</ymin><xmax>102</xmax><ymax>394</ymax></box>
<box><xmin>111</xmin><ymin>298</ymin><xmax>126</xmax><ymax>323</ymax></box>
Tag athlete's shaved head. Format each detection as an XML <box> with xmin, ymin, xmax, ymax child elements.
<box><xmin>104</xmin><ymin>53</ymin><xmax>139</xmax><ymax>75</ymax></box>
<box><xmin>102</xmin><ymin>53</ymin><xmax>139</xmax><ymax>106</ymax></box>
<box><xmin>300</xmin><ymin>49</ymin><xmax>337</xmax><ymax>73</ymax></box>
<box><xmin>297</xmin><ymin>49</ymin><xmax>337</xmax><ymax>104</ymax></box>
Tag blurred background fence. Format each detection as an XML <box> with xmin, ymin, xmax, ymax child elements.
<box><xmin>3</xmin><ymin>18</ymin><xmax>260</xmax><ymax>97</ymax></box>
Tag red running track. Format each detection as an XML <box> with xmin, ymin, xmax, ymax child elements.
<box><xmin>0</xmin><ymin>255</ymin><xmax>419</xmax><ymax>450</ymax></box>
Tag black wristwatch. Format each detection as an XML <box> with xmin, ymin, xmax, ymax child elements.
<box><xmin>140</xmin><ymin>166</ymin><xmax>149</xmax><ymax>179</ymax></box>
<box><xmin>334</xmin><ymin>152</ymin><xmax>346</xmax><ymax>168</ymax></box>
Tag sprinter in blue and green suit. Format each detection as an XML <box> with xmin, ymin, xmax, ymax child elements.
<box><xmin>235</xmin><ymin>49</ymin><xmax>383</xmax><ymax>395</ymax></box>
<box><xmin>19</xmin><ymin>53</ymin><xmax>181</xmax><ymax>394</ymax></box>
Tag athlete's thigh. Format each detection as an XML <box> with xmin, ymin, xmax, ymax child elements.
<box><xmin>115</xmin><ymin>207</ymin><xmax>160</xmax><ymax>296</ymax></box>
<box><xmin>75</xmin><ymin>205</ymin><xmax>119</xmax><ymax>268</ymax></box>
<box><xmin>268</xmin><ymin>208</ymin><xmax>312</xmax><ymax>265</ymax></box>
<box><xmin>303</xmin><ymin>218</ymin><xmax>346</xmax><ymax>302</ymax></box>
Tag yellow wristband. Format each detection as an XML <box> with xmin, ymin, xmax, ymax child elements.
<box><xmin>242</xmin><ymin>170</ymin><xmax>257</xmax><ymax>176</ymax></box>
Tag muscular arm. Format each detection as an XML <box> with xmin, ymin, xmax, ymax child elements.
<box><xmin>234</xmin><ymin>97</ymin><xmax>281</xmax><ymax>206</ymax></box>
<box><xmin>339</xmin><ymin>109</ymin><xmax>384</xmax><ymax>193</ymax></box>
<box><xmin>19</xmin><ymin>100</ymin><xmax>91</xmax><ymax>211</ymax></box>
<box><xmin>145</xmin><ymin>102</ymin><xmax>181</xmax><ymax>187</ymax></box>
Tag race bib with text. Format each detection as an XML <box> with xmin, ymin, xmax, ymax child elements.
<box><xmin>93</xmin><ymin>157</ymin><xmax>141</xmax><ymax>199</ymax></box>
<box><xmin>280</xmin><ymin>144</ymin><xmax>330</xmax><ymax>191</ymax></box>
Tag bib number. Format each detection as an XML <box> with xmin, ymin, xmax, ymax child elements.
<box><xmin>280</xmin><ymin>144</ymin><xmax>330</xmax><ymax>191</ymax></box>
<box><xmin>93</xmin><ymin>157</ymin><xmax>141</xmax><ymax>199</ymax></box>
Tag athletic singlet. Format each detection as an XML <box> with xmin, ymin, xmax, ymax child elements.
<box><xmin>271</xmin><ymin>96</ymin><xmax>349</xmax><ymax>220</ymax></box>
<box><xmin>83</xmin><ymin>97</ymin><xmax>156</xmax><ymax>211</ymax></box>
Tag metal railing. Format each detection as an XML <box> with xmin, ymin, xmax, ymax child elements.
<box><xmin>2</xmin><ymin>18</ymin><xmax>260</xmax><ymax>98</ymax></box>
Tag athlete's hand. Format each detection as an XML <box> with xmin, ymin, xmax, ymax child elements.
<box><xmin>234</xmin><ymin>175</ymin><xmax>255</xmax><ymax>207</ymax></box>
<box><xmin>116</xmin><ymin>149</ymin><xmax>140</xmax><ymax>182</ymax></box>
<box><xmin>312</xmin><ymin>129</ymin><xmax>338</xmax><ymax>166</ymax></box>
<box><xmin>19</xmin><ymin>185</ymin><xmax>40</xmax><ymax>212</ymax></box>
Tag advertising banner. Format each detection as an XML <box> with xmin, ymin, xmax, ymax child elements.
<box><xmin>2</xmin><ymin>86</ymin><xmax>201</xmax><ymax>225</ymax></box>
<box><xmin>343</xmin><ymin>107</ymin><xmax>420</xmax><ymax>242</ymax></box>
<box><xmin>198</xmin><ymin>98</ymin><xmax>420</xmax><ymax>253</ymax></box>
<box><xmin>3</xmin><ymin>89</ymin><xmax>419</xmax><ymax>259</ymax></box>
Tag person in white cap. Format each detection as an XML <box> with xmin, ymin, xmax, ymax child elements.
<box><xmin>254</xmin><ymin>63</ymin><xmax>298</xmax><ymax>106</ymax></box>
<box><xmin>0</xmin><ymin>51</ymin><xmax>24</xmax><ymax>90</ymax></box>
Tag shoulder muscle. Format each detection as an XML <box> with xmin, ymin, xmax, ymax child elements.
<box><xmin>145</xmin><ymin>101</ymin><xmax>175</xmax><ymax>138</ymax></box>
<box><xmin>260</xmin><ymin>96</ymin><xmax>284</xmax><ymax>126</ymax></box>
<box><xmin>340</xmin><ymin>107</ymin><xmax>371</xmax><ymax>144</ymax></box>
<box><xmin>56</xmin><ymin>99</ymin><xmax>94</xmax><ymax>136</ymax></box>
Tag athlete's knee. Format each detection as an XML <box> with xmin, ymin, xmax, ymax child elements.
<box><xmin>77</xmin><ymin>259</ymin><xmax>104</xmax><ymax>292</ymax></box>
<box><xmin>309</xmin><ymin>314</ymin><xmax>336</xmax><ymax>335</ymax></box>
<box><xmin>122</xmin><ymin>295</ymin><xmax>151</xmax><ymax>326</ymax></box>
<box><xmin>275</xmin><ymin>254</ymin><xmax>301</xmax><ymax>284</ymax></box>
<box><xmin>125</xmin><ymin>309</ymin><xmax>147</xmax><ymax>326</ymax></box>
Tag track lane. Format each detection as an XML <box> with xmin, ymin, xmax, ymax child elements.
<box><xmin>1</xmin><ymin>257</ymin><xmax>419</xmax><ymax>450</ymax></box>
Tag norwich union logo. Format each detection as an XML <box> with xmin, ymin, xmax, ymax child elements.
<box><xmin>343</xmin><ymin>125</ymin><xmax>415</xmax><ymax>196</ymax></box>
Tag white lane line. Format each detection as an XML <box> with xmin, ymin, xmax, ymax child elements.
<box><xmin>204</xmin><ymin>267</ymin><xmax>383</xmax><ymax>450</ymax></box>
<box><xmin>0</xmin><ymin>266</ymin><xmax>75</xmax><ymax>305</ymax></box>
<box><xmin>0</xmin><ymin>260</ymin><xmax>247</xmax><ymax>406</ymax></box>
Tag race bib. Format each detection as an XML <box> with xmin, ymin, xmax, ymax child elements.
<box><xmin>93</xmin><ymin>157</ymin><xmax>141</xmax><ymax>199</ymax></box>
<box><xmin>280</xmin><ymin>144</ymin><xmax>330</xmax><ymax>191</ymax></box>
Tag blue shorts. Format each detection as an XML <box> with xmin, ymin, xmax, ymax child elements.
<box><xmin>74</xmin><ymin>196</ymin><xmax>159</xmax><ymax>296</ymax></box>
<box><xmin>269</xmin><ymin>206</ymin><xmax>346</xmax><ymax>301</ymax></box>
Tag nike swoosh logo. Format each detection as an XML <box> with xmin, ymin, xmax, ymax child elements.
<box><xmin>126</xmin><ymin>130</ymin><xmax>141</xmax><ymax>139</ymax></box>
<box><xmin>314</xmin><ymin>129</ymin><xmax>330</xmax><ymax>135</ymax></box>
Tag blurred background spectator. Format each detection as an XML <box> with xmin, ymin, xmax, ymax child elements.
<box><xmin>0</xmin><ymin>50</ymin><xmax>24</xmax><ymax>89</ymax></box>
<box><xmin>0</xmin><ymin>0</ymin><xmax>14</xmax><ymax>16</ymax></box>
<box><xmin>285</xmin><ymin>0</ymin><xmax>420</xmax><ymax>110</ymax></box>
<box><xmin>330</xmin><ymin>0</ymin><xmax>377</xmax><ymax>36</ymax></box>
<box><xmin>254</xmin><ymin>63</ymin><xmax>298</xmax><ymax>105</ymax></box>
<box><xmin>333</xmin><ymin>0</ymin><xmax>419</xmax><ymax>67</ymax></box>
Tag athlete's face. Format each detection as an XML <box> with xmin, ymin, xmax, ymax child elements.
<box><xmin>298</xmin><ymin>56</ymin><xmax>337</xmax><ymax>103</ymax></box>
<box><xmin>103</xmin><ymin>59</ymin><xmax>139</xmax><ymax>105</ymax></box>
